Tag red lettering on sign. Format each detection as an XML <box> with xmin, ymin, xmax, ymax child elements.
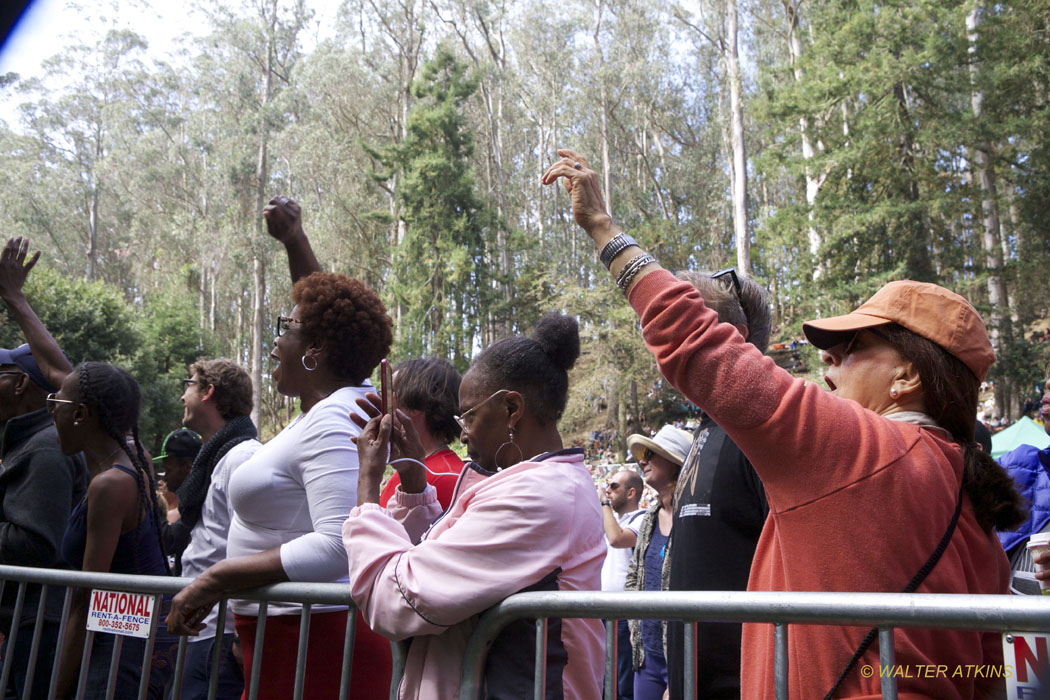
<box><xmin>1014</xmin><ymin>636</ymin><xmax>1049</xmax><ymax>684</ymax></box>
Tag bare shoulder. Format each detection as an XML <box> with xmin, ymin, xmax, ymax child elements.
<box><xmin>87</xmin><ymin>466</ymin><xmax>140</xmax><ymax>504</ymax></box>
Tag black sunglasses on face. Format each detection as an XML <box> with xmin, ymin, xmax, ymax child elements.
<box><xmin>641</xmin><ymin>448</ymin><xmax>656</xmax><ymax>462</ymax></box>
<box><xmin>606</xmin><ymin>482</ymin><xmax>622</xmax><ymax>491</ymax></box>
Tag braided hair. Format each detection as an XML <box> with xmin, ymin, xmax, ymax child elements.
<box><xmin>75</xmin><ymin>362</ymin><xmax>171</xmax><ymax>575</ymax></box>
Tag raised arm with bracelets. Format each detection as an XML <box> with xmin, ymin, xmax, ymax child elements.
<box><xmin>543</xmin><ymin>148</ymin><xmax>1021</xmax><ymax>700</ymax></box>
<box><xmin>0</xmin><ymin>237</ymin><xmax>73</xmax><ymax>391</ymax></box>
<box><xmin>540</xmin><ymin>149</ymin><xmax>660</xmax><ymax>295</ymax></box>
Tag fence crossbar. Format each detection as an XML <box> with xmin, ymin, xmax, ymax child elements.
<box><xmin>458</xmin><ymin>590</ymin><xmax>1050</xmax><ymax>700</ymax></box>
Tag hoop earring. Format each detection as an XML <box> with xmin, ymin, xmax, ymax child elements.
<box><xmin>493</xmin><ymin>426</ymin><xmax>524</xmax><ymax>471</ymax></box>
<box><xmin>302</xmin><ymin>354</ymin><xmax>318</xmax><ymax>372</ymax></box>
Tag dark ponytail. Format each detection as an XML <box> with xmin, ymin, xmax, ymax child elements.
<box><xmin>879</xmin><ymin>326</ymin><xmax>1027</xmax><ymax>532</ymax></box>
<box><xmin>76</xmin><ymin>362</ymin><xmax>172</xmax><ymax>575</ymax></box>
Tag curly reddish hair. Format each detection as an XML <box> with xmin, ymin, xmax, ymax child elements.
<box><xmin>292</xmin><ymin>272</ymin><xmax>393</xmax><ymax>384</ymax></box>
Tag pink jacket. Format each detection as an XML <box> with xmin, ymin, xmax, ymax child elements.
<box><xmin>343</xmin><ymin>449</ymin><xmax>606</xmax><ymax>700</ymax></box>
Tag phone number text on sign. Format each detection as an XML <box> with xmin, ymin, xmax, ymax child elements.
<box><xmin>86</xmin><ymin>589</ymin><xmax>155</xmax><ymax>639</ymax></box>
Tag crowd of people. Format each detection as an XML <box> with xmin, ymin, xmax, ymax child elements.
<box><xmin>0</xmin><ymin>149</ymin><xmax>1047</xmax><ymax>700</ymax></box>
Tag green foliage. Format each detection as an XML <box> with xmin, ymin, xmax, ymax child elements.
<box><xmin>0</xmin><ymin>267</ymin><xmax>140</xmax><ymax>364</ymax></box>
<box><xmin>383</xmin><ymin>44</ymin><xmax>494</xmax><ymax>369</ymax></box>
<box><xmin>0</xmin><ymin>269</ymin><xmax>214</xmax><ymax>452</ymax></box>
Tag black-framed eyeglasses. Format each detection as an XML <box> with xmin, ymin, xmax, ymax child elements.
<box><xmin>0</xmin><ymin>370</ymin><xmax>25</xmax><ymax>378</ymax></box>
<box><xmin>45</xmin><ymin>393</ymin><xmax>75</xmax><ymax>413</ymax></box>
<box><xmin>454</xmin><ymin>389</ymin><xmax>510</xmax><ymax>431</ymax></box>
<box><xmin>277</xmin><ymin>315</ymin><xmax>302</xmax><ymax>337</ymax></box>
<box><xmin>711</xmin><ymin>268</ymin><xmax>743</xmax><ymax>304</ymax></box>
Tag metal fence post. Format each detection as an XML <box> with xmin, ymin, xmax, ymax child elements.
<box><xmin>604</xmin><ymin>619</ymin><xmax>616</xmax><ymax>700</ymax></box>
<box><xmin>135</xmin><ymin>593</ymin><xmax>162</xmax><ymax>700</ymax></box>
<box><xmin>878</xmin><ymin>627</ymin><xmax>898</xmax><ymax>700</ymax></box>
<box><xmin>206</xmin><ymin>599</ymin><xmax>230</xmax><ymax>700</ymax></box>
<box><xmin>47</xmin><ymin>586</ymin><xmax>74</xmax><ymax>700</ymax></box>
<box><xmin>773</xmin><ymin>622</ymin><xmax>789</xmax><ymax>700</ymax></box>
<box><xmin>0</xmin><ymin>582</ymin><xmax>27</xmax><ymax>693</ymax></box>
<box><xmin>292</xmin><ymin>603</ymin><xmax>313</xmax><ymax>700</ymax></box>
<box><xmin>246</xmin><ymin>601</ymin><xmax>268</xmax><ymax>700</ymax></box>
<box><xmin>533</xmin><ymin>618</ymin><xmax>548</xmax><ymax>700</ymax></box>
<box><xmin>684</xmin><ymin>620</ymin><xmax>698</xmax><ymax>700</ymax></box>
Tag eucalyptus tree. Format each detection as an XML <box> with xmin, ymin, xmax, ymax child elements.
<box><xmin>16</xmin><ymin>29</ymin><xmax>151</xmax><ymax>282</ymax></box>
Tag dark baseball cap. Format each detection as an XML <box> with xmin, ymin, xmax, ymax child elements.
<box><xmin>0</xmin><ymin>344</ymin><xmax>57</xmax><ymax>393</ymax></box>
<box><xmin>153</xmin><ymin>428</ymin><xmax>202</xmax><ymax>463</ymax></box>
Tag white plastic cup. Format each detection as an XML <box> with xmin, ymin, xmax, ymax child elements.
<box><xmin>1027</xmin><ymin>532</ymin><xmax>1050</xmax><ymax>595</ymax></box>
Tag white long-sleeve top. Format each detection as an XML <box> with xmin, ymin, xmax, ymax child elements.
<box><xmin>228</xmin><ymin>383</ymin><xmax>371</xmax><ymax>616</ymax></box>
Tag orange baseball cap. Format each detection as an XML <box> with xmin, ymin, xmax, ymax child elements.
<box><xmin>802</xmin><ymin>280</ymin><xmax>995</xmax><ymax>381</ymax></box>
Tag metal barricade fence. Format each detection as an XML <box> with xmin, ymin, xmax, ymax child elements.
<box><xmin>458</xmin><ymin>590</ymin><xmax>1050</xmax><ymax>700</ymax></box>
<box><xmin>0</xmin><ymin>565</ymin><xmax>410</xmax><ymax>700</ymax></box>
<box><xmin>3</xmin><ymin>565</ymin><xmax>1048</xmax><ymax>700</ymax></box>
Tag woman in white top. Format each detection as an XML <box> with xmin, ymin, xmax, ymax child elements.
<box><xmin>167</xmin><ymin>196</ymin><xmax>395</xmax><ymax>699</ymax></box>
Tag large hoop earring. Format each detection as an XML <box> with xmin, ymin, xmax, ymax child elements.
<box><xmin>493</xmin><ymin>426</ymin><xmax>524</xmax><ymax>471</ymax></box>
<box><xmin>302</xmin><ymin>354</ymin><xmax>318</xmax><ymax>372</ymax></box>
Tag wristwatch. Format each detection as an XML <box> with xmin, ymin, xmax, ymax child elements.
<box><xmin>601</xmin><ymin>500</ymin><xmax>612</xmax><ymax>507</ymax></box>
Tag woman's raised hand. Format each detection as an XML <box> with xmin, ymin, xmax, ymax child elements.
<box><xmin>0</xmin><ymin>237</ymin><xmax>40</xmax><ymax>301</ymax></box>
<box><xmin>262</xmin><ymin>196</ymin><xmax>304</xmax><ymax>243</ymax></box>
<box><xmin>540</xmin><ymin>149</ymin><xmax>614</xmax><ymax>239</ymax></box>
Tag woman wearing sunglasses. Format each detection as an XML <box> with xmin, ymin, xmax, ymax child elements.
<box><xmin>543</xmin><ymin>150</ymin><xmax>1026</xmax><ymax>700</ymax></box>
<box><xmin>0</xmin><ymin>237</ymin><xmax>175</xmax><ymax>699</ymax></box>
<box><xmin>165</xmin><ymin>196</ymin><xmax>395</xmax><ymax>699</ymax></box>
<box><xmin>622</xmin><ymin>425</ymin><xmax>693</xmax><ymax>700</ymax></box>
<box><xmin>345</xmin><ymin>312</ymin><xmax>606</xmax><ymax>700</ymax></box>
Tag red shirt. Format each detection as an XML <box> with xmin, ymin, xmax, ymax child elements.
<box><xmin>378</xmin><ymin>448</ymin><xmax>465</xmax><ymax>510</ymax></box>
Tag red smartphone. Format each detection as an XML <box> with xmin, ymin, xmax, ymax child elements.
<box><xmin>380</xmin><ymin>359</ymin><xmax>393</xmax><ymax>415</ymax></box>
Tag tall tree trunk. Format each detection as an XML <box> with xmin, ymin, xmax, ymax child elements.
<box><xmin>967</xmin><ymin>0</ymin><xmax>1013</xmax><ymax>418</ymax></box>
<box><xmin>87</xmin><ymin>185</ymin><xmax>99</xmax><ymax>281</ymax></box>
<box><xmin>726</xmin><ymin>0</ymin><xmax>750</xmax><ymax>275</ymax></box>
<box><xmin>593</xmin><ymin>0</ymin><xmax>613</xmax><ymax>216</ymax></box>
<box><xmin>250</xmin><ymin>0</ymin><xmax>278</xmax><ymax>428</ymax></box>
<box><xmin>783</xmin><ymin>0</ymin><xmax>824</xmax><ymax>280</ymax></box>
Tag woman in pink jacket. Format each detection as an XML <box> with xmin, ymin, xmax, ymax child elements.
<box><xmin>344</xmin><ymin>312</ymin><xmax>606</xmax><ymax>700</ymax></box>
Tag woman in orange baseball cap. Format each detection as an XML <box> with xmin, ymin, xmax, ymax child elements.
<box><xmin>544</xmin><ymin>149</ymin><xmax>1026</xmax><ymax>700</ymax></box>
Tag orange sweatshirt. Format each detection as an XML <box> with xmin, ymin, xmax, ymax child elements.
<box><xmin>629</xmin><ymin>269</ymin><xmax>1009</xmax><ymax>700</ymax></box>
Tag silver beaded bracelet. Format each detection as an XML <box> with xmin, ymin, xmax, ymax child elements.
<box><xmin>615</xmin><ymin>253</ymin><xmax>656</xmax><ymax>293</ymax></box>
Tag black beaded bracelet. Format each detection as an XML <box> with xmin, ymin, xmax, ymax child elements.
<box><xmin>599</xmin><ymin>233</ymin><xmax>638</xmax><ymax>270</ymax></box>
<box><xmin>615</xmin><ymin>253</ymin><xmax>656</xmax><ymax>293</ymax></box>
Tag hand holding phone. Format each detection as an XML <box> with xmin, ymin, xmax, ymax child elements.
<box><xmin>380</xmin><ymin>359</ymin><xmax>394</xmax><ymax>415</ymax></box>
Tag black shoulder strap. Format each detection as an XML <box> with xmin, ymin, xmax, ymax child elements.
<box><xmin>823</xmin><ymin>484</ymin><xmax>964</xmax><ymax>700</ymax></box>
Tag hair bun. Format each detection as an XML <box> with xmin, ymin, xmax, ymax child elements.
<box><xmin>531</xmin><ymin>312</ymin><xmax>580</xmax><ymax>372</ymax></box>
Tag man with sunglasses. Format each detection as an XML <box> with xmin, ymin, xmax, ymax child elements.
<box><xmin>599</xmin><ymin>467</ymin><xmax>645</xmax><ymax>699</ymax></box>
<box><xmin>0</xmin><ymin>344</ymin><xmax>88</xmax><ymax>700</ymax></box>
<box><xmin>663</xmin><ymin>270</ymin><xmax>772</xmax><ymax>700</ymax></box>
